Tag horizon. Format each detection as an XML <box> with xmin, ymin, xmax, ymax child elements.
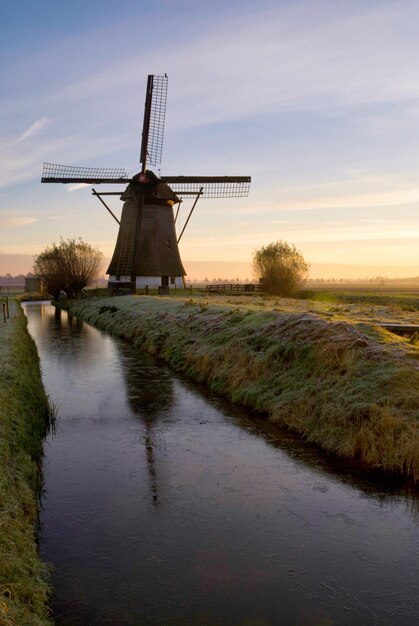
<box><xmin>1</xmin><ymin>1</ymin><xmax>419</xmax><ymax>279</ymax></box>
<box><xmin>1</xmin><ymin>253</ymin><xmax>418</xmax><ymax>283</ymax></box>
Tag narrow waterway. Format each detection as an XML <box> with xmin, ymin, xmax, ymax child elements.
<box><xmin>24</xmin><ymin>302</ymin><xmax>418</xmax><ymax>626</ymax></box>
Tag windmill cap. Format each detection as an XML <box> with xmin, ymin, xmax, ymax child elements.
<box><xmin>123</xmin><ymin>170</ymin><xmax>180</xmax><ymax>204</ymax></box>
<box><xmin>132</xmin><ymin>170</ymin><xmax>160</xmax><ymax>183</ymax></box>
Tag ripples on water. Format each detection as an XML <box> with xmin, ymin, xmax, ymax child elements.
<box><xmin>24</xmin><ymin>303</ymin><xmax>419</xmax><ymax>626</ymax></box>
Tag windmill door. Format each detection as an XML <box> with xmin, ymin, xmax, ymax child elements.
<box><xmin>161</xmin><ymin>276</ymin><xmax>169</xmax><ymax>287</ymax></box>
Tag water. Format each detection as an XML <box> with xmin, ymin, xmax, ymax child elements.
<box><xmin>24</xmin><ymin>302</ymin><xmax>419</xmax><ymax>626</ymax></box>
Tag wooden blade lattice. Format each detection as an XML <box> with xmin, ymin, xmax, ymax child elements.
<box><xmin>41</xmin><ymin>163</ymin><xmax>129</xmax><ymax>184</ymax></box>
<box><xmin>160</xmin><ymin>176</ymin><xmax>251</xmax><ymax>198</ymax></box>
<box><xmin>140</xmin><ymin>75</ymin><xmax>168</xmax><ymax>169</ymax></box>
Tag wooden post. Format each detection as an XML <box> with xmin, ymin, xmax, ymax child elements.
<box><xmin>3</xmin><ymin>303</ymin><xmax>6</xmax><ymax>323</ymax></box>
<box><xmin>5</xmin><ymin>297</ymin><xmax>9</xmax><ymax>318</ymax></box>
<box><xmin>177</xmin><ymin>188</ymin><xmax>203</xmax><ymax>244</ymax></box>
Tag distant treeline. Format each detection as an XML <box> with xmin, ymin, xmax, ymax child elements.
<box><xmin>0</xmin><ymin>273</ymin><xmax>108</xmax><ymax>287</ymax></box>
<box><xmin>1</xmin><ymin>273</ymin><xmax>418</xmax><ymax>287</ymax></box>
<box><xmin>0</xmin><ymin>273</ymin><xmax>33</xmax><ymax>287</ymax></box>
<box><xmin>195</xmin><ymin>276</ymin><xmax>419</xmax><ymax>285</ymax></box>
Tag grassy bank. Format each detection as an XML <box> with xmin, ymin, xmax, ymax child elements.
<box><xmin>0</xmin><ymin>301</ymin><xmax>53</xmax><ymax>625</ymax></box>
<box><xmin>69</xmin><ymin>295</ymin><xmax>419</xmax><ymax>481</ymax></box>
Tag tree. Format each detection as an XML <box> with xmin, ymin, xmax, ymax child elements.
<box><xmin>253</xmin><ymin>240</ymin><xmax>309</xmax><ymax>296</ymax></box>
<box><xmin>34</xmin><ymin>238</ymin><xmax>103</xmax><ymax>300</ymax></box>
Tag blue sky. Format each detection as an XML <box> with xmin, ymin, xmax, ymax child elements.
<box><xmin>1</xmin><ymin>0</ymin><xmax>419</xmax><ymax>278</ymax></box>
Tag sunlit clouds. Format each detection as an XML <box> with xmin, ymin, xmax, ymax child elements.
<box><xmin>67</xmin><ymin>183</ymin><xmax>93</xmax><ymax>192</ymax></box>
<box><xmin>0</xmin><ymin>214</ymin><xmax>38</xmax><ymax>228</ymax></box>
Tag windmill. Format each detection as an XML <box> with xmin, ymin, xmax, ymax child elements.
<box><xmin>41</xmin><ymin>74</ymin><xmax>251</xmax><ymax>293</ymax></box>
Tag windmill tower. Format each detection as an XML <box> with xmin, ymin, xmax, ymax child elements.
<box><xmin>41</xmin><ymin>74</ymin><xmax>251</xmax><ymax>293</ymax></box>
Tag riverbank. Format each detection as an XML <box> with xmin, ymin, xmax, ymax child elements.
<box><xmin>0</xmin><ymin>301</ymin><xmax>53</xmax><ymax>625</ymax></box>
<box><xmin>69</xmin><ymin>295</ymin><xmax>419</xmax><ymax>481</ymax></box>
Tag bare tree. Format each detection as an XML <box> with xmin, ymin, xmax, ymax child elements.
<box><xmin>34</xmin><ymin>238</ymin><xmax>103</xmax><ymax>300</ymax></box>
<box><xmin>253</xmin><ymin>240</ymin><xmax>309</xmax><ymax>296</ymax></box>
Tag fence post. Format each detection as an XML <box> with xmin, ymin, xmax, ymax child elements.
<box><xmin>3</xmin><ymin>303</ymin><xmax>6</xmax><ymax>323</ymax></box>
<box><xmin>6</xmin><ymin>296</ymin><xmax>9</xmax><ymax>318</ymax></box>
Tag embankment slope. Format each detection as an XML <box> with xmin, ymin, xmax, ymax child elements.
<box><xmin>0</xmin><ymin>301</ymin><xmax>52</xmax><ymax>625</ymax></box>
<box><xmin>69</xmin><ymin>296</ymin><xmax>419</xmax><ymax>481</ymax></box>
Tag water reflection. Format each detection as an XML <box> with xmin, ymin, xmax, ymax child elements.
<box><xmin>23</xmin><ymin>303</ymin><xmax>419</xmax><ymax>626</ymax></box>
<box><xmin>117</xmin><ymin>340</ymin><xmax>175</xmax><ymax>506</ymax></box>
<box><xmin>226</xmin><ymin>413</ymin><xmax>419</xmax><ymax>515</ymax></box>
<box><xmin>165</xmin><ymin>371</ymin><xmax>419</xmax><ymax>515</ymax></box>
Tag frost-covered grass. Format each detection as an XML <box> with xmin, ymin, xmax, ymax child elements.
<box><xmin>0</xmin><ymin>301</ymin><xmax>53</xmax><ymax>625</ymax></box>
<box><xmin>69</xmin><ymin>295</ymin><xmax>419</xmax><ymax>481</ymax></box>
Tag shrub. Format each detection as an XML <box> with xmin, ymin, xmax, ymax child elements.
<box><xmin>34</xmin><ymin>238</ymin><xmax>103</xmax><ymax>300</ymax></box>
<box><xmin>253</xmin><ymin>240</ymin><xmax>309</xmax><ymax>296</ymax></box>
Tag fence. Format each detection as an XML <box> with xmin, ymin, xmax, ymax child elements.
<box><xmin>205</xmin><ymin>283</ymin><xmax>261</xmax><ymax>294</ymax></box>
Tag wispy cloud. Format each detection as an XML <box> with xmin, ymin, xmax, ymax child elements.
<box><xmin>15</xmin><ymin>117</ymin><xmax>50</xmax><ymax>144</ymax></box>
<box><xmin>277</xmin><ymin>188</ymin><xmax>419</xmax><ymax>212</ymax></box>
<box><xmin>44</xmin><ymin>1</ymin><xmax>419</xmax><ymax>130</ymax></box>
<box><xmin>0</xmin><ymin>131</ymin><xmax>133</xmax><ymax>189</ymax></box>
<box><xmin>0</xmin><ymin>215</ymin><xmax>38</xmax><ymax>227</ymax></box>
<box><xmin>210</xmin><ymin>172</ymin><xmax>419</xmax><ymax>215</ymax></box>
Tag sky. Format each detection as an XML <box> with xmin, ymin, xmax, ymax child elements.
<box><xmin>1</xmin><ymin>0</ymin><xmax>419</xmax><ymax>279</ymax></box>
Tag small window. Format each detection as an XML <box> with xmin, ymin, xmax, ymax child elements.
<box><xmin>170</xmin><ymin>276</ymin><xmax>175</xmax><ymax>285</ymax></box>
<box><xmin>167</xmin><ymin>239</ymin><xmax>171</xmax><ymax>249</ymax></box>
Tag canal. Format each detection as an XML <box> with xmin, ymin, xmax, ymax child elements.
<box><xmin>24</xmin><ymin>302</ymin><xmax>419</xmax><ymax>626</ymax></box>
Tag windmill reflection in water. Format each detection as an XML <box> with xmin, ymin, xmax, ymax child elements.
<box><xmin>119</xmin><ymin>341</ymin><xmax>175</xmax><ymax>506</ymax></box>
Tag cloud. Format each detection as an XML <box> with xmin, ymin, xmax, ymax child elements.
<box><xmin>0</xmin><ymin>215</ymin><xmax>38</xmax><ymax>227</ymax></box>
<box><xmin>67</xmin><ymin>183</ymin><xmax>93</xmax><ymax>192</ymax></box>
<box><xmin>3</xmin><ymin>2</ymin><xmax>419</xmax><ymax>183</ymax></box>
<box><xmin>277</xmin><ymin>188</ymin><xmax>419</xmax><ymax>212</ymax></box>
<box><xmin>0</xmin><ymin>131</ymin><xmax>132</xmax><ymax>190</ymax></box>
<box><xmin>208</xmin><ymin>171</ymin><xmax>419</xmax><ymax>215</ymax></box>
<box><xmin>15</xmin><ymin>117</ymin><xmax>50</xmax><ymax>143</ymax></box>
<box><xmin>1</xmin><ymin>0</ymin><xmax>419</xmax><ymax>272</ymax></box>
<box><xmin>44</xmin><ymin>1</ymin><xmax>419</xmax><ymax>130</ymax></box>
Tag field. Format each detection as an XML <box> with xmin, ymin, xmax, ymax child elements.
<box><xmin>86</xmin><ymin>285</ymin><xmax>419</xmax><ymax>353</ymax></box>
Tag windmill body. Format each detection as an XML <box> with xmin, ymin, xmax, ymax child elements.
<box><xmin>107</xmin><ymin>173</ymin><xmax>185</xmax><ymax>289</ymax></box>
<box><xmin>41</xmin><ymin>74</ymin><xmax>251</xmax><ymax>293</ymax></box>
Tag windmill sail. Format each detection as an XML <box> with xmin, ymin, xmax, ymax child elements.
<box><xmin>140</xmin><ymin>74</ymin><xmax>168</xmax><ymax>171</ymax></box>
<box><xmin>160</xmin><ymin>176</ymin><xmax>251</xmax><ymax>198</ymax></box>
<box><xmin>41</xmin><ymin>163</ymin><xmax>129</xmax><ymax>184</ymax></box>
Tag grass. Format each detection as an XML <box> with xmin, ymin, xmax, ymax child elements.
<box><xmin>0</xmin><ymin>300</ymin><xmax>54</xmax><ymax>625</ymax></box>
<box><xmin>68</xmin><ymin>293</ymin><xmax>419</xmax><ymax>482</ymax></box>
<box><xmin>301</xmin><ymin>288</ymin><xmax>419</xmax><ymax>310</ymax></box>
<box><xmin>15</xmin><ymin>292</ymin><xmax>52</xmax><ymax>303</ymax></box>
